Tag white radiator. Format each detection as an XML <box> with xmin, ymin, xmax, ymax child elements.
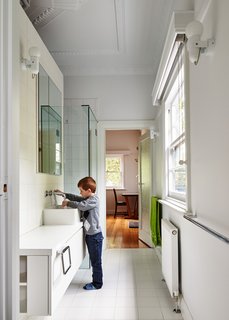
<box><xmin>161</xmin><ymin>219</ymin><xmax>179</xmax><ymax>298</ymax></box>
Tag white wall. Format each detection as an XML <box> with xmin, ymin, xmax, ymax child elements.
<box><xmin>19</xmin><ymin>6</ymin><xmax>64</xmax><ymax>235</ymax></box>
<box><xmin>64</xmin><ymin>75</ymin><xmax>155</xmax><ymax>121</ymax></box>
<box><xmin>189</xmin><ymin>0</ymin><xmax>229</xmax><ymax>230</ymax></box>
<box><xmin>154</xmin><ymin>1</ymin><xmax>229</xmax><ymax>319</ymax></box>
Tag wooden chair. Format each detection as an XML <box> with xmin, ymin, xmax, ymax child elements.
<box><xmin>113</xmin><ymin>188</ymin><xmax>127</xmax><ymax>218</ymax></box>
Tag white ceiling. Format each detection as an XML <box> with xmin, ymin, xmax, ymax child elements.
<box><xmin>21</xmin><ymin>0</ymin><xmax>184</xmax><ymax>77</ymax></box>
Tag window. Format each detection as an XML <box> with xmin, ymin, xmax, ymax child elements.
<box><xmin>105</xmin><ymin>154</ymin><xmax>124</xmax><ymax>188</ymax></box>
<box><xmin>164</xmin><ymin>43</ymin><xmax>187</xmax><ymax>202</ymax></box>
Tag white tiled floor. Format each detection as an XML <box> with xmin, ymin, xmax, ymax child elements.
<box><xmin>52</xmin><ymin>248</ymin><xmax>183</xmax><ymax>320</ymax></box>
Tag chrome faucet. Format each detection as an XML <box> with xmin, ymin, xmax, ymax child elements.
<box><xmin>53</xmin><ymin>191</ymin><xmax>66</xmax><ymax>208</ymax></box>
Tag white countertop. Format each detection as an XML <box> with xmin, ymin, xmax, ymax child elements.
<box><xmin>20</xmin><ymin>224</ymin><xmax>83</xmax><ymax>256</ymax></box>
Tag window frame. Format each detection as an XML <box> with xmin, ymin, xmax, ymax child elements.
<box><xmin>105</xmin><ymin>153</ymin><xmax>125</xmax><ymax>189</ymax></box>
<box><xmin>162</xmin><ymin>42</ymin><xmax>189</xmax><ymax>206</ymax></box>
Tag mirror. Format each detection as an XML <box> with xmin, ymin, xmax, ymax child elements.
<box><xmin>38</xmin><ymin>65</ymin><xmax>62</xmax><ymax>175</ymax></box>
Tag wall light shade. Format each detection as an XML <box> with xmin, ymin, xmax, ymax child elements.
<box><xmin>21</xmin><ymin>46</ymin><xmax>41</xmax><ymax>77</ymax></box>
<box><xmin>186</xmin><ymin>20</ymin><xmax>203</xmax><ymax>65</ymax></box>
<box><xmin>150</xmin><ymin>128</ymin><xmax>159</xmax><ymax>140</ymax></box>
<box><xmin>28</xmin><ymin>46</ymin><xmax>40</xmax><ymax>75</ymax></box>
<box><xmin>185</xmin><ymin>20</ymin><xmax>214</xmax><ymax>65</ymax></box>
<box><xmin>186</xmin><ymin>20</ymin><xmax>203</xmax><ymax>38</ymax></box>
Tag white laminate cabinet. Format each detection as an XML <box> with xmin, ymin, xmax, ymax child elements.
<box><xmin>27</xmin><ymin>255</ymin><xmax>49</xmax><ymax>315</ymax></box>
<box><xmin>20</xmin><ymin>224</ymin><xmax>85</xmax><ymax>316</ymax></box>
<box><xmin>52</xmin><ymin>228</ymin><xmax>85</xmax><ymax>311</ymax></box>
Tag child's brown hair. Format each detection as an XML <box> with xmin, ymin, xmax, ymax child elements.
<box><xmin>78</xmin><ymin>176</ymin><xmax>96</xmax><ymax>193</ymax></box>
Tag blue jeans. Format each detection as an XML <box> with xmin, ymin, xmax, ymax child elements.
<box><xmin>85</xmin><ymin>232</ymin><xmax>104</xmax><ymax>289</ymax></box>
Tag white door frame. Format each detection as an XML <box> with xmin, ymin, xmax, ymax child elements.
<box><xmin>138</xmin><ymin>132</ymin><xmax>153</xmax><ymax>246</ymax></box>
<box><xmin>0</xmin><ymin>0</ymin><xmax>20</xmax><ymax>318</ymax></box>
<box><xmin>97</xmin><ymin>120</ymin><xmax>154</xmax><ymax>245</ymax></box>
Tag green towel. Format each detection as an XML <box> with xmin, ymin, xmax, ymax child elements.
<box><xmin>150</xmin><ymin>196</ymin><xmax>162</xmax><ymax>246</ymax></box>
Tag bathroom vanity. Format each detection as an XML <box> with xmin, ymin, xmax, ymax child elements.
<box><xmin>20</xmin><ymin>209</ymin><xmax>85</xmax><ymax>316</ymax></box>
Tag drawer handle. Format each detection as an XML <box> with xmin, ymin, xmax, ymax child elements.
<box><xmin>60</xmin><ymin>246</ymin><xmax>72</xmax><ymax>275</ymax></box>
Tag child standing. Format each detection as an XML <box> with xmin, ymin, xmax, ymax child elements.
<box><xmin>55</xmin><ymin>176</ymin><xmax>103</xmax><ymax>290</ymax></box>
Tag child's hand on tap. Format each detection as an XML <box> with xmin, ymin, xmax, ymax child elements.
<box><xmin>54</xmin><ymin>189</ymin><xmax>65</xmax><ymax>197</ymax></box>
<box><xmin>62</xmin><ymin>199</ymin><xmax>70</xmax><ymax>208</ymax></box>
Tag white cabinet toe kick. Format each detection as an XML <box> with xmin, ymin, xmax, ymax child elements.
<box><xmin>20</xmin><ymin>224</ymin><xmax>85</xmax><ymax>316</ymax></box>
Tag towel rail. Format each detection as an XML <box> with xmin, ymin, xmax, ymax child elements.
<box><xmin>183</xmin><ymin>214</ymin><xmax>229</xmax><ymax>244</ymax></box>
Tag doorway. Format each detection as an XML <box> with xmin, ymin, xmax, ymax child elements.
<box><xmin>105</xmin><ymin>129</ymin><xmax>143</xmax><ymax>248</ymax></box>
<box><xmin>104</xmin><ymin>128</ymin><xmax>153</xmax><ymax>249</ymax></box>
<box><xmin>138</xmin><ymin>132</ymin><xmax>152</xmax><ymax>247</ymax></box>
<box><xmin>0</xmin><ymin>0</ymin><xmax>20</xmax><ymax>317</ymax></box>
<box><xmin>97</xmin><ymin>120</ymin><xmax>154</xmax><ymax>249</ymax></box>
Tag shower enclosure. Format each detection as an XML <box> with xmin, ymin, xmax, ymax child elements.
<box><xmin>63</xmin><ymin>103</ymin><xmax>98</xmax><ymax>268</ymax></box>
<box><xmin>63</xmin><ymin>104</ymin><xmax>98</xmax><ymax>193</ymax></box>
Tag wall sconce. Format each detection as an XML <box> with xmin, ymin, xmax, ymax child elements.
<box><xmin>185</xmin><ymin>20</ymin><xmax>215</xmax><ymax>65</ymax></box>
<box><xmin>21</xmin><ymin>46</ymin><xmax>40</xmax><ymax>77</ymax></box>
<box><xmin>150</xmin><ymin>128</ymin><xmax>159</xmax><ymax>140</ymax></box>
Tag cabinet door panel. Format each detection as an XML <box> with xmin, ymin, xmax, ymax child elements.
<box><xmin>27</xmin><ymin>256</ymin><xmax>49</xmax><ymax>315</ymax></box>
<box><xmin>70</xmin><ymin>228</ymin><xmax>85</xmax><ymax>271</ymax></box>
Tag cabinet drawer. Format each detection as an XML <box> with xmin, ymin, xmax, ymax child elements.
<box><xmin>53</xmin><ymin>228</ymin><xmax>84</xmax><ymax>282</ymax></box>
<box><xmin>52</xmin><ymin>228</ymin><xmax>85</xmax><ymax>311</ymax></box>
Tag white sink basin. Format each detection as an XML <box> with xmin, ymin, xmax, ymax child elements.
<box><xmin>43</xmin><ymin>208</ymin><xmax>81</xmax><ymax>225</ymax></box>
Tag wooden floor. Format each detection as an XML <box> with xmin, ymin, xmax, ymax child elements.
<box><xmin>106</xmin><ymin>215</ymin><xmax>149</xmax><ymax>248</ymax></box>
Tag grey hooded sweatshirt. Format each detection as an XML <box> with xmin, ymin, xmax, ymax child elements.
<box><xmin>64</xmin><ymin>193</ymin><xmax>102</xmax><ymax>236</ymax></box>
